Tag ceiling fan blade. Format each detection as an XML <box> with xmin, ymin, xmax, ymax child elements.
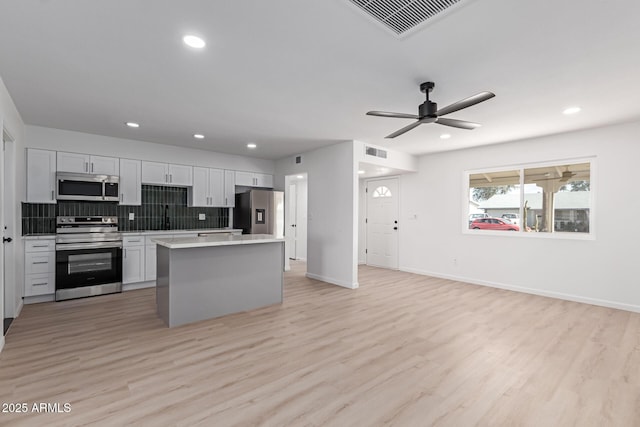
<box><xmin>436</xmin><ymin>92</ymin><xmax>495</xmax><ymax>117</ymax></box>
<box><xmin>385</xmin><ymin>120</ymin><xmax>423</xmax><ymax>138</ymax></box>
<box><xmin>367</xmin><ymin>111</ymin><xmax>419</xmax><ymax>119</ymax></box>
<box><xmin>435</xmin><ymin>117</ymin><xmax>481</xmax><ymax>130</ymax></box>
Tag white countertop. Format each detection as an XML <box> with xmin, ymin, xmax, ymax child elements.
<box><xmin>153</xmin><ymin>234</ymin><xmax>284</xmax><ymax>249</ymax></box>
<box><xmin>123</xmin><ymin>229</ymin><xmax>242</xmax><ymax>236</ymax></box>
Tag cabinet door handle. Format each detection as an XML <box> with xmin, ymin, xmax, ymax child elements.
<box><xmin>51</xmin><ymin>190</ymin><xmax>55</xmax><ymax>201</ymax></box>
<box><xmin>32</xmin><ymin>282</ymin><xmax>49</xmax><ymax>286</ymax></box>
<box><xmin>91</xmin><ymin>163</ymin><xmax>94</xmax><ymax>173</ymax></box>
<box><xmin>170</xmin><ymin>174</ymin><xmax>173</xmax><ymax>183</ymax></box>
<box><xmin>33</xmin><ymin>261</ymin><xmax>49</xmax><ymax>264</ymax></box>
<box><xmin>85</xmin><ymin>162</ymin><xmax>88</xmax><ymax>172</ymax></box>
<box><xmin>120</xmin><ymin>193</ymin><xmax>123</xmax><ymax>203</ymax></box>
<box><xmin>165</xmin><ymin>174</ymin><xmax>168</xmax><ymax>183</ymax></box>
<box><xmin>32</xmin><ymin>244</ymin><xmax>49</xmax><ymax>248</ymax></box>
<box><xmin>124</xmin><ymin>249</ymin><xmax>127</xmax><ymax>257</ymax></box>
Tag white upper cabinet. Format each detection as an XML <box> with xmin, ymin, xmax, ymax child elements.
<box><xmin>224</xmin><ymin>170</ymin><xmax>235</xmax><ymax>207</ymax></box>
<box><xmin>255</xmin><ymin>173</ymin><xmax>273</xmax><ymax>188</ymax></box>
<box><xmin>168</xmin><ymin>164</ymin><xmax>193</xmax><ymax>186</ymax></box>
<box><xmin>190</xmin><ymin>167</ymin><xmax>224</xmax><ymax>207</ymax></box>
<box><xmin>119</xmin><ymin>158</ymin><xmax>142</xmax><ymax>205</ymax></box>
<box><xmin>90</xmin><ymin>155</ymin><xmax>120</xmax><ymax>175</ymax></box>
<box><xmin>209</xmin><ymin>168</ymin><xmax>225</xmax><ymax>206</ymax></box>
<box><xmin>26</xmin><ymin>148</ymin><xmax>57</xmax><ymax>204</ymax></box>
<box><xmin>235</xmin><ymin>171</ymin><xmax>273</xmax><ymax>188</ymax></box>
<box><xmin>57</xmin><ymin>152</ymin><xmax>119</xmax><ymax>175</ymax></box>
<box><xmin>190</xmin><ymin>167</ymin><xmax>209</xmax><ymax>207</ymax></box>
<box><xmin>141</xmin><ymin>161</ymin><xmax>192</xmax><ymax>186</ymax></box>
<box><xmin>141</xmin><ymin>161</ymin><xmax>167</xmax><ymax>185</ymax></box>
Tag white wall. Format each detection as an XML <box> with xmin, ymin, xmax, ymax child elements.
<box><xmin>0</xmin><ymin>76</ymin><xmax>26</xmax><ymax>350</ymax></box>
<box><xmin>24</xmin><ymin>125</ymin><xmax>275</xmax><ymax>177</ymax></box>
<box><xmin>354</xmin><ymin>140</ymin><xmax>418</xmax><ymax>171</ymax></box>
<box><xmin>400</xmin><ymin>120</ymin><xmax>640</xmax><ymax>312</ymax></box>
<box><xmin>276</xmin><ymin>141</ymin><xmax>358</xmax><ymax>288</ymax></box>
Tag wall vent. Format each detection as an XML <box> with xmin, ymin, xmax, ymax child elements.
<box><xmin>365</xmin><ymin>146</ymin><xmax>387</xmax><ymax>159</ymax></box>
<box><xmin>295</xmin><ymin>155</ymin><xmax>302</xmax><ymax>164</ymax></box>
<box><xmin>348</xmin><ymin>0</ymin><xmax>465</xmax><ymax>36</ymax></box>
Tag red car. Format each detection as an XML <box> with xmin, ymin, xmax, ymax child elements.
<box><xmin>470</xmin><ymin>217</ymin><xmax>520</xmax><ymax>231</ymax></box>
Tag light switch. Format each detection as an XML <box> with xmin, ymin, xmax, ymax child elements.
<box><xmin>129</xmin><ymin>212</ymin><xmax>135</xmax><ymax>221</ymax></box>
<box><xmin>198</xmin><ymin>213</ymin><xmax>206</xmax><ymax>220</ymax></box>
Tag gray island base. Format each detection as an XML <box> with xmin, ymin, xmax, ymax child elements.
<box><xmin>154</xmin><ymin>234</ymin><xmax>285</xmax><ymax>327</ymax></box>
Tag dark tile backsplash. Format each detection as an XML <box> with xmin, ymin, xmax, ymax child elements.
<box><xmin>22</xmin><ymin>185</ymin><xmax>229</xmax><ymax>235</ymax></box>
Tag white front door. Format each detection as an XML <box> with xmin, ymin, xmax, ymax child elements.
<box><xmin>366</xmin><ymin>177</ymin><xmax>399</xmax><ymax>269</ymax></box>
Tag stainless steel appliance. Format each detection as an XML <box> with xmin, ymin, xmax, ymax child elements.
<box><xmin>56</xmin><ymin>172</ymin><xmax>119</xmax><ymax>202</ymax></box>
<box><xmin>55</xmin><ymin>216</ymin><xmax>123</xmax><ymax>301</ymax></box>
<box><xmin>234</xmin><ymin>190</ymin><xmax>284</xmax><ymax>237</ymax></box>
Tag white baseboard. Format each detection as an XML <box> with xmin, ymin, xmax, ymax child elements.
<box><xmin>400</xmin><ymin>266</ymin><xmax>640</xmax><ymax>314</ymax></box>
<box><xmin>0</xmin><ymin>335</ymin><xmax>4</xmax><ymax>354</ymax></box>
<box><xmin>305</xmin><ymin>272</ymin><xmax>358</xmax><ymax>289</ymax></box>
<box><xmin>15</xmin><ymin>300</ymin><xmax>24</xmax><ymax>317</ymax></box>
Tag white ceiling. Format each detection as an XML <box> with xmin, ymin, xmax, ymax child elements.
<box><xmin>0</xmin><ymin>0</ymin><xmax>639</xmax><ymax>160</ymax></box>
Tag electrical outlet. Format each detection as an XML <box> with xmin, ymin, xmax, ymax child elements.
<box><xmin>198</xmin><ymin>213</ymin><xmax>206</xmax><ymax>221</ymax></box>
<box><xmin>128</xmin><ymin>212</ymin><xmax>135</xmax><ymax>221</ymax></box>
<box><xmin>453</xmin><ymin>258</ymin><xmax>458</xmax><ymax>266</ymax></box>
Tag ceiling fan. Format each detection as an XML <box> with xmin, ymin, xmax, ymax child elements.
<box><xmin>367</xmin><ymin>81</ymin><xmax>495</xmax><ymax>138</ymax></box>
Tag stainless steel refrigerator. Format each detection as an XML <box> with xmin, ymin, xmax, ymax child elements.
<box><xmin>234</xmin><ymin>190</ymin><xmax>284</xmax><ymax>237</ymax></box>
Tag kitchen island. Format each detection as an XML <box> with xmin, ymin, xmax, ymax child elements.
<box><xmin>153</xmin><ymin>234</ymin><xmax>285</xmax><ymax>327</ymax></box>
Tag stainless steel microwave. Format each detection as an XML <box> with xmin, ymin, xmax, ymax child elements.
<box><xmin>56</xmin><ymin>173</ymin><xmax>119</xmax><ymax>202</ymax></box>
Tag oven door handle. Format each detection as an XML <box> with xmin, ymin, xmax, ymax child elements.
<box><xmin>56</xmin><ymin>242</ymin><xmax>123</xmax><ymax>251</ymax></box>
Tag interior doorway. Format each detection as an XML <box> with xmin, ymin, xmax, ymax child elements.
<box><xmin>284</xmin><ymin>174</ymin><xmax>308</xmax><ymax>266</ymax></box>
<box><xmin>365</xmin><ymin>177</ymin><xmax>399</xmax><ymax>270</ymax></box>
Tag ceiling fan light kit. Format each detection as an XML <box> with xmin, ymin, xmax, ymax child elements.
<box><xmin>367</xmin><ymin>81</ymin><xmax>495</xmax><ymax>138</ymax></box>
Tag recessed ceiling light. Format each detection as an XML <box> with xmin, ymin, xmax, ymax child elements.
<box><xmin>183</xmin><ymin>35</ymin><xmax>205</xmax><ymax>49</ymax></box>
<box><xmin>358</xmin><ymin>170</ymin><xmax>365</xmax><ymax>174</ymax></box>
<box><xmin>440</xmin><ymin>133</ymin><xmax>451</xmax><ymax>139</ymax></box>
<box><xmin>247</xmin><ymin>143</ymin><xmax>257</xmax><ymax>149</ymax></box>
<box><xmin>125</xmin><ymin>122</ymin><xmax>140</xmax><ymax>128</ymax></box>
<box><xmin>563</xmin><ymin>106</ymin><xmax>581</xmax><ymax>115</ymax></box>
<box><xmin>296</xmin><ymin>175</ymin><xmax>303</xmax><ymax>179</ymax></box>
<box><xmin>193</xmin><ymin>134</ymin><xmax>204</xmax><ymax>139</ymax></box>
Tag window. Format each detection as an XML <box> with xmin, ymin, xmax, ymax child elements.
<box><xmin>467</xmin><ymin>160</ymin><xmax>592</xmax><ymax>236</ymax></box>
<box><xmin>372</xmin><ymin>186</ymin><xmax>392</xmax><ymax>198</ymax></box>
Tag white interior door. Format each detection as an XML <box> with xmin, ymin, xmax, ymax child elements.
<box><xmin>1</xmin><ymin>126</ymin><xmax>5</xmax><ymax>333</ymax></box>
<box><xmin>366</xmin><ymin>177</ymin><xmax>399</xmax><ymax>269</ymax></box>
<box><xmin>287</xmin><ymin>183</ymin><xmax>297</xmax><ymax>259</ymax></box>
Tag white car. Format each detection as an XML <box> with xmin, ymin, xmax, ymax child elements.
<box><xmin>501</xmin><ymin>213</ymin><xmax>520</xmax><ymax>226</ymax></box>
<box><xmin>468</xmin><ymin>213</ymin><xmax>489</xmax><ymax>224</ymax></box>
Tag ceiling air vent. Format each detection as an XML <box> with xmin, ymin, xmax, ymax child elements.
<box><xmin>365</xmin><ymin>146</ymin><xmax>387</xmax><ymax>159</ymax></box>
<box><xmin>348</xmin><ymin>0</ymin><xmax>465</xmax><ymax>36</ymax></box>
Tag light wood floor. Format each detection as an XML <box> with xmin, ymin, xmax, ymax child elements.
<box><xmin>1</xmin><ymin>262</ymin><xmax>639</xmax><ymax>426</ymax></box>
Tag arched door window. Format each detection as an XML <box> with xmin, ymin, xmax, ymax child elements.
<box><xmin>372</xmin><ymin>186</ymin><xmax>392</xmax><ymax>198</ymax></box>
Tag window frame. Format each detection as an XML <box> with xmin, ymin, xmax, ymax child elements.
<box><xmin>463</xmin><ymin>157</ymin><xmax>596</xmax><ymax>240</ymax></box>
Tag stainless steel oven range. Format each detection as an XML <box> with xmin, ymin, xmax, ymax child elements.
<box><xmin>55</xmin><ymin>216</ymin><xmax>123</xmax><ymax>301</ymax></box>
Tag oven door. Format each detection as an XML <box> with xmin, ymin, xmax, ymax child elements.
<box><xmin>56</xmin><ymin>245</ymin><xmax>122</xmax><ymax>292</ymax></box>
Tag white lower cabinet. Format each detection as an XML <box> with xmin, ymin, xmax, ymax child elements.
<box><xmin>24</xmin><ymin>238</ymin><xmax>56</xmax><ymax>296</ymax></box>
<box><xmin>122</xmin><ymin>236</ymin><xmax>145</xmax><ymax>284</ymax></box>
<box><xmin>145</xmin><ymin>236</ymin><xmax>159</xmax><ymax>281</ymax></box>
<box><xmin>123</xmin><ymin>233</ymin><xmax>199</xmax><ymax>285</ymax></box>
